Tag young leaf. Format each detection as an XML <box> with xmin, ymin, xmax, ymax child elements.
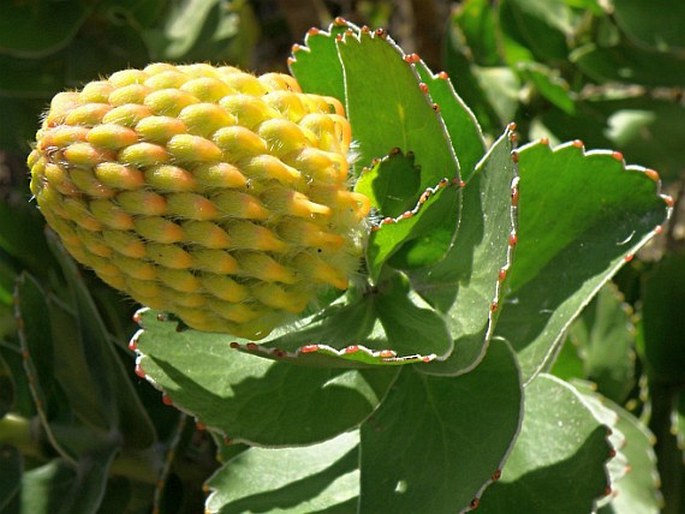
<box><xmin>337</xmin><ymin>28</ymin><xmax>460</xmax><ymax>187</ymax></box>
<box><xmin>411</xmin><ymin>127</ymin><xmax>516</xmax><ymax>376</ymax></box>
<box><xmin>477</xmin><ymin>375</ymin><xmax>614</xmax><ymax>513</ymax></box>
<box><xmin>205</xmin><ymin>431</ymin><xmax>359</xmax><ymax>513</ymax></box>
<box><xmin>411</xmin><ymin>60</ymin><xmax>486</xmax><ymax>180</ymax></box>
<box><xmin>288</xmin><ymin>19</ymin><xmax>354</xmax><ymax>103</ymax></box>
<box><xmin>494</xmin><ymin>140</ymin><xmax>669</xmax><ymax>382</ymax></box>
<box><xmin>132</xmin><ymin>308</ymin><xmax>397</xmax><ymax>446</ymax></box>
<box><xmin>359</xmin><ymin>341</ymin><xmax>522</xmax><ymax>514</ymax></box>
<box><xmin>367</xmin><ymin>178</ymin><xmax>460</xmax><ymax>279</ymax></box>
<box><xmin>232</xmin><ymin>272</ymin><xmax>451</xmax><ymax>367</ymax></box>
<box><xmin>355</xmin><ymin>151</ymin><xmax>422</xmax><ymax>218</ymax></box>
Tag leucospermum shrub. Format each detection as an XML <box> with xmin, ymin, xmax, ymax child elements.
<box><xmin>15</xmin><ymin>18</ymin><xmax>672</xmax><ymax>514</ymax></box>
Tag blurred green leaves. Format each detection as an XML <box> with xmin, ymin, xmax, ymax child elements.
<box><xmin>0</xmin><ymin>0</ymin><xmax>259</xmax><ymax>154</ymax></box>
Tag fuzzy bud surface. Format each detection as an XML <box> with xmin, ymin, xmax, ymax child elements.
<box><xmin>29</xmin><ymin>63</ymin><xmax>370</xmax><ymax>339</ymax></box>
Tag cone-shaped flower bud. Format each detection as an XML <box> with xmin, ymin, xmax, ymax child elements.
<box><xmin>29</xmin><ymin>63</ymin><xmax>370</xmax><ymax>339</ymax></box>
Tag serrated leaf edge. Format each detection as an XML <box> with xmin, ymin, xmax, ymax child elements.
<box><xmin>230</xmin><ymin>340</ymin><xmax>436</xmax><ymax>366</ymax></box>
<box><xmin>511</xmin><ymin>138</ymin><xmax>673</xmax><ymax>385</ymax></box>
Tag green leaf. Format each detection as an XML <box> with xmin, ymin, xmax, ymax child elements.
<box><xmin>231</xmin><ymin>290</ymin><xmax>437</xmax><ymax>367</ymax></box>
<box><xmin>0</xmin><ymin>348</ymin><xmax>34</xmax><ymax>418</ymax></box>
<box><xmin>232</xmin><ymin>272</ymin><xmax>452</xmax><ymax>366</ymax></box>
<box><xmin>640</xmin><ymin>252</ymin><xmax>685</xmax><ymax>384</ymax></box>
<box><xmin>444</xmin><ymin>20</ymin><xmax>503</xmax><ymax>133</ymax></box>
<box><xmin>133</xmin><ymin>308</ymin><xmax>397</xmax><ymax>446</ymax></box>
<box><xmin>367</xmin><ymin>179</ymin><xmax>460</xmax><ymax>280</ymax></box>
<box><xmin>477</xmin><ymin>375</ymin><xmax>613</xmax><ymax>513</ymax></box>
<box><xmin>337</xmin><ymin>29</ymin><xmax>460</xmax><ymax>186</ymax></box>
<box><xmin>495</xmin><ymin>140</ymin><xmax>669</xmax><ymax>382</ymax></box>
<box><xmin>355</xmin><ymin>151</ymin><xmax>422</xmax><ymax>218</ymax></box>
<box><xmin>289</xmin><ymin>19</ymin><xmax>354</xmax><ymax>103</ymax></box>
<box><xmin>15</xmin><ymin>272</ymin><xmax>77</xmax><ymax>461</ymax></box>
<box><xmin>571</xmin><ymin>381</ymin><xmax>628</xmax><ymax>491</ymax></box>
<box><xmin>0</xmin><ymin>444</ymin><xmax>21</xmax><ymax>512</ymax></box>
<box><xmin>586</xmin><ymin>392</ymin><xmax>662</xmax><ymax>514</ymax></box>
<box><xmin>411</xmin><ymin>127</ymin><xmax>516</xmax><ymax>375</ymax></box>
<box><xmin>0</xmin><ymin>201</ymin><xmax>55</xmax><ymax>278</ymax></box>
<box><xmin>612</xmin><ymin>0</ymin><xmax>685</xmax><ymax>51</ymax></box>
<box><xmin>142</xmin><ymin>0</ymin><xmax>256</xmax><ymax>66</ymax></box>
<box><xmin>517</xmin><ymin>61</ymin><xmax>576</xmax><ymax>114</ymax></box>
<box><xmin>64</xmin><ymin>18</ymin><xmax>151</xmax><ymax>86</ymax></box>
<box><xmin>20</xmin><ymin>460</ymin><xmax>76</xmax><ymax>513</ymax></box>
<box><xmin>598</xmin><ymin>98</ymin><xmax>685</xmax><ymax>181</ymax></box>
<box><xmin>571</xmin><ymin>43</ymin><xmax>685</xmax><ymax>88</ymax></box>
<box><xmin>20</xmin><ymin>453</ymin><xmax>118</xmax><ymax>514</ymax></box>
<box><xmin>412</xmin><ymin>60</ymin><xmax>486</xmax><ymax>180</ymax></box>
<box><xmin>98</xmin><ymin>0</ymin><xmax>167</xmax><ymax>28</ymax></box>
<box><xmin>373</xmin><ymin>272</ymin><xmax>453</xmax><ymax>359</ymax></box>
<box><xmin>47</xmin><ymin>232</ymin><xmax>156</xmax><ymax>449</ymax></box>
<box><xmin>205</xmin><ymin>431</ymin><xmax>359</xmax><ymax>513</ymax></box>
<box><xmin>498</xmin><ymin>0</ymin><xmax>573</xmax><ymax>63</ymax></box>
<box><xmin>564</xmin><ymin>284</ymin><xmax>637</xmax><ymax>404</ymax></box>
<box><xmin>0</xmin><ymin>53</ymin><xmax>67</xmax><ymax>97</ymax></box>
<box><xmin>0</xmin><ymin>96</ymin><xmax>46</xmax><ymax>153</ymax></box>
<box><xmin>0</xmin><ymin>256</ymin><xmax>16</xmax><ymax>307</ymax></box>
<box><xmin>56</xmin><ymin>446</ymin><xmax>120</xmax><ymax>514</ymax></box>
<box><xmin>359</xmin><ymin>341</ymin><xmax>522</xmax><ymax>514</ymax></box>
<box><xmin>0</xmin><ymin>1</ymin><xmax>91</xmax><ymax>58</ymax></box>
<box><xmin>453</xmin><ymin>0</ymin><xmax>502</xmax><ymax>67</ymax></box>
<box><xmin>473</xmin><ymin>66</ymin><xmax>522</xmax><ymax>126</ymax></box>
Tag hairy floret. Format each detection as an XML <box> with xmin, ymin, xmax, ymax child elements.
<box><xmin>29</xmin><ymin>63</ymin><xmax>370</xmax><ymax>339</ymax></box>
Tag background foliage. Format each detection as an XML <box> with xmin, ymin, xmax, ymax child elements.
<box><xmin>1</xmin><ymin>0</ymin><xmax>684</xmax><ymax>513</ymax></box>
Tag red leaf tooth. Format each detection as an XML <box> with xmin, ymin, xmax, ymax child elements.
<box><xmin>644</xmin><ymin>168</ymin><xmax>660</xmax><ymax>182</ymax></box>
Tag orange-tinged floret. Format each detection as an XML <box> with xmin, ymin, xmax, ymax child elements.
<box><xmin>28</xmin><ymin>63</ymin><xmax>368</xmax><ymax>338</ymax></box>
